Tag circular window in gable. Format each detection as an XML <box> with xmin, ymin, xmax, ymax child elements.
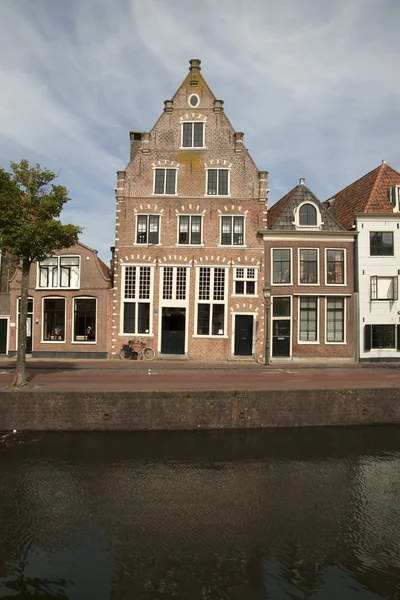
<box><xmin>188</xmin><ymin>94</ymin><xmax>200</xmax><ymax>107</ymax></box>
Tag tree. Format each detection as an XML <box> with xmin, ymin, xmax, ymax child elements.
<box><xmin>0</xmin><ymin>160</ymin><xmax>82</xmax><ymax>387</ymax></box>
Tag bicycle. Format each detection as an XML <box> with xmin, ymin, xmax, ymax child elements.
<box><xmin>119</xmin><ymin>338</ymin><xmax>155</xmax><ymax>361</ymax></box>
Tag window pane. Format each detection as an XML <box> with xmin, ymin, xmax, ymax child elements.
<box><xmin>193</xmin><ymin>122</ymin><xmax>204</xmax><ymax>147</ymax></box>
<box><xmin>213</xmin><ymin>268</ymin><xmax>225</xmax><ymax>301</ymax></box>
<box><xmin>371</xmin><ymin>325</ymin><xmax>395</xmax><ymax>349</ymax></box>
<box><xmin>327</xmin><ymin>298</ymin><xmax>344</xmax><ymax>342</ymax></box>
<box><xmin>74</xmin><ymin>299</ymin><xmax>96</xmax><ymax>342</ymax></box>
<box><xmin>221</xmin><ymin>217</ymin><xmax>231</xmax><ymax>245</ymax></box>
<box><xmin>218</xmin><ymin>170</ymin><xmax>229</xmax><ymax>195</ymax></box>
<box><xmin>246</xmin><ymin>281</ymin><xmax>255</xmax><ymax>295</ymax></box>
<box><xmin>370</xmin><ymin>232</ymin><xmax>394</xmax><ymax>256</ymax></box>
<box><xmin>165</xmin><ymin>169</ymin><xmax>176</xmax><ymax>194</ymax></box>
<box><xmin>300</xmin><ymin>297</ymin><xmax>317</xmax><ymax>341</ymax></box>
<box><xmin>148</xmin><ymin>216</ymin><xmax>159</xmax><ymax>244</ymax></box>
<box><xmin>300</xmin><ymin>249</ymin><xmax>318</xmax><ymax>284</ymax></box>
<box><xmin>43</xmin><ymin>298</ymin><xmax>65</xmax><ymax>341</ymax></box>
<box><xmin>207</xmin><ymin>170</ymin><xmax>218</xmax><ymax>195</ymax></box>
<box><xmin>235</xmin><ymin>281</ymin><xmax>245</xmax><ymax>294</ymax></box>
<box><xmin>123</xmin><ymin>303</ymin><xmax>135</xmax><ymax>334</ymax></box>
<box><xmin>154</xmin><ymin>169</ymin><xmax>165</xmax><ymax>194</ymax></box>
<box><xmin>327</xmin><ymin>250</ymin><xmax>344</xmax><ymax>284</ymax></box>
<box><xmin>233</xmin><ymin>217</ymin><xmax>244</xmax><ymax>245</ymax></box>
<box><xmin>138</xmin><ymin>303</ymin><xmax>150</xmax><ymax>333</ymax></box>
<box><xmin>182</xmin><ymin>123</ymin><xmax>193</xmax><ymax>147</ymax></box>
<box><xmin>199</xmin><ymin>268</ymin><xmax>210</xmax><ymax>300</ymax></box>
<box><xmin>139</xmin><ymin>267</ymin><xmax>151</xmax><ymax>299</ymax></box>
<box><xmin>163</xmin><ymin>267</ymin><xmax>173</xmax><ymax>299</ymax></box>
<box><xmin>191</xmin><ymin>216</ymin><xmax>201</xmax><ymax>244</ymax></box>
<box><xmin>176</xmin><ymin>268</ymin><xmax>187</xmax><ymax>300</ymax></box>
<box><xmin>197</xmin><ymin>304</ymin><xmax>210</xmax><ymax>335</ymax></box>
<box><xmin>273</xmin><ymin>249</ymin><xmax>291</xmax><ymax>284</ymax></box>
<box><xmin>137</xmin><ymin>215</ymin><xmax>147</xmax><ymax>243</ymax></box>
<box><xmin>179</xmin><ymin>216</ymin><xmax>189</xmax><ymax>244</ymax></box>
<box><xmin>299</xmin><ymin>204</ymin><xmax>317</xmax><ymax>226</ymax></box>
<box><xmin>124</xmin><ymin>266</ymin><xmax>136</xmax><ymax>299</ymax></box>
<box><xmin>273</xmin><ymin>297</ymin><xmax>291</xmax><ymax>317</ymax></box>
<box><xmin>212</xmin><ymin>304</ymin><xmax>224</xmax><ymax>335</ymax></box>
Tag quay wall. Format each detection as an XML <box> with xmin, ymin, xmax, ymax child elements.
<box><xmin>0</xmin><ymin>388</ymin><xmax>399</xmax><ymax>431</ymax></box>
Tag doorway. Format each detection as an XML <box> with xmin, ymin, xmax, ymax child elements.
<box><xmin>0</xmin><ymin>319</ymin><xmax>7</xmax><ymax>354</ymax></box>
<box><xmin>234</xmin><ymin>315</ymin><xmax>254</xmax><ymax>356</ymax></box>
<box><xmin>272</xmin><ymin>319</ymin><xmax>291</xmax><ymax>357</ymax></box>
<box><xmin>18</xmin><ymin>298</ymin><xmax>33</xmax><ymax>354</ymax></box>
<box><xmin>161</xmin><ymin>307</ymin><xmax>186</xmax><ymax>355</ymax></box>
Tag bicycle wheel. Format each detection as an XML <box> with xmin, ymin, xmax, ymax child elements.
<box><xmin>143</xmin><ymin>346</ymin><xmax>155</xmax><ymax>361</ymax></box>
<box><xmin>119</xmin><ymin>348</ymin><xmax>132</xmax><ymax>360</ymax></box>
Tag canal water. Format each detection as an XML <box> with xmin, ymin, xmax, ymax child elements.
<box><xmin>0</xmin><ymin>427</ymin><xmax>399</xmax><ymax>600</ymax></box>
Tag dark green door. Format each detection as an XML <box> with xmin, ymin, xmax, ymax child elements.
<box><xmin>0</xmin><ymin>319</ymin><xmax>7</xmax><ymax>354</ymax></box>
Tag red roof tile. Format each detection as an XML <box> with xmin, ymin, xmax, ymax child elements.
<box><xmin>326</xmin><ymin>163</ymin><xmax>400</xmax><ymax>230</ymax></box>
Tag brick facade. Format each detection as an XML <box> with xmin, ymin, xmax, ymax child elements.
<box><xmin>111</xmin><ymin>59</ymin><xmax>268</xmax><ymax>361</ymax></box>
<box><xmin>9</xmin><ymin>242</ymin><xmax>111</xmax><ymax>358</ymax></box>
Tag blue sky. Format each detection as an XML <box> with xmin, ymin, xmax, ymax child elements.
<box><xmin>1</xmin><ymin>0</ymin><xmax>399</xmax><ymax>261</ymax></box>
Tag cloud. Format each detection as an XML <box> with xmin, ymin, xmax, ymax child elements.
<box><xmin>0</xmin><ymin>0</ymin><xmax>399</xmax><ymax>258</ymax></box>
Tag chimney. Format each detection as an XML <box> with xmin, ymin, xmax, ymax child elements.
<box><xmin>189</xmin><ymin>58</ymin><xmax>201</xmax><ymax>71</ymax></box>
<box><xmin>129</xmin><ymin>131</ymin><xmax>143</xmax><ymax>161</ymax></box>
<box><xmin>299</xmin><ymin>177</ymin><xmax>305</xmax><ymax>185</ymax></box>
<box><xmin>234</xmin><ymin>132</ymin><xmax>244</xmax><ymax>153</ymax></box>
<box><xmin>382</xmin><ymin>159</ymin><xmax>387</xmax><ymax>164</ymax></box>
<box><xmin>259</xmin><ymin>170</ymin><xmax>269</xmax><ymax>206</ymax></box>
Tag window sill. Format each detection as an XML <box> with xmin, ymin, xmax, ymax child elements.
<box><xmin>151</xmin><ymin>193</ymin><xmax>178</xmax><ymax>197</ymax></box>
<box><xmin>175</xmin><ymin>243</ymin><xmax>205</xmax><ymax>247</ymax></box>
<box><xmin>40</xmin><ymin>340</ymin><xmax>66</xmax><ymax>344</ymax></box>
<box><xmin>297</xmin><ymin>340</ymin><xmax>319</xmax><ymax>345</ymax></box>
<box><xmin>133</xmin><ymin>243</ymin><xmax>161</xmax><ymax>247</ymax></box>
<box><xmin>326</xmin><ymin>283</ymin><xmax>346</xmax><ymax>286</ymax></box>
<box><xmin>272</xmin><ymin>283</ymin><xmax>293</xmax><ymax>286</ymax></box>
<box><xmin>204</xmin><ymin>194</ymin><xmax>231</xmax><ymax>198</ymax></box>
<box><xmin>36</xmin><ymin>287</ymin><xmax>80</xmax><ymax>291</ymax></box>
<box><xmin>325</xmin><ymin>341</ymin><xmax>346</xmax><ymax>345</ymax></box>
<box><xmin>179</xmin><ymin>146</ymin><xmax>206</xmax><ymax>150</ymax></box>
<box><xmin>298</xmin><ymin>283</ymin><xmax>320</xmax><ymax>286</ymax></box>
<box><xmin>71</xmin><ymin>341</ymin><xmax>97</xmax><ymax>344</ymax></box>
<box><xmin>218</xmin><ymin>244</ymin><xmax>247</xmax><ymax>248</ymax></box>
<box><xmin>231</xmin><ymin>294</ymin><xmax>258</xmax><ymax>298</ymax></box>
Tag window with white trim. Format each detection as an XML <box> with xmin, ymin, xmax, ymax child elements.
<box><xmin>299</xmin><ymin>297</ymin><xmax>318</xmax><ymax>342</ymax></box>
<box><xmin>299</xmin><ymin>203</ymin><xmax>317</xmax><ymax>226</ymax></box>
<box><xmin>326</xmin><ymin>250</ymin><xmax>345</xmax><ymax>284</ymax></box>
<box><xmin>38</xmin><ymin>256</ymin><xmax>80</xmax><ymax>289</ymax></box>
<box><xmin>220</xmin><ymin>216</ymin><xmax>244</xmax><ymax>246</ymax></box>
<box><xmin>299</xmin><ymin>249</ymin><xmax>318</xmax><ymax>284</ymax></box>
<box><xmin>154</xmin><ymin>169</ymin><xmax>176</xmax><ymax>194</ymax></box>
<box><xmin>43</xmin><ymin>298</ymin><xmax>65</xmax><ymax>341</ymax></box>
<box><xmin>207</xmin><ymin>169</ymin><xmax>229</xmax><ymax>195</ymax></box>
<box><xmin>122</xmin><ymin>266</ymin><xmax>152</xmax><ymax>334</ymax></box>
<box><xmin>197</xmin><ymin>267</ymin><xmax>227</xmax><ymax>335</ymax></box>
<box><xmin>178</xmin><ymin>216</ymin><xmax>202</xmax><ymax>245</ymax></box>
<box><xmin>162</xmin><ymin>267</ymin><xmax>187</xmax><ymax>301</ymax></box>
<box><xmin>182</xmin><ymin>122</ymin><xmax>204</xmax><ymax>148</ymax></box>
<box><xmin>74</xmin><ymin>298</ymin><xmax>96</xmax><ymax>342</ymax></box>
<box><xmin>326</xmin><ymin>298</ymin><xmax>344</xmax><ymax>343</ymax></box>
<box><xmin>136</xmin><ymin>215</ymin><xmax>160</xmax><ymax>244</ymax></box>
<box><xmin>234</xmin><ymin>267</ymin><xmax>256</xmax><ymax>295</ymax></box>
<box><xmin>273</xmin><ymin>249</ymin><xmax>291</xmax><ymax>284</ymax></box>
<box><xmin>370</xmin><ymin>276</ymin><xmax>398</xmax><ymax>301</ymax></box>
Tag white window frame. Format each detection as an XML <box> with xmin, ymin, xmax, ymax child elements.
<box><xmin>120</xmin><ymin>264</ymin><xmax>154</xmax><ymax>337</ymax></box>
<box><xmin>188</xmin><ymin>93</ymin><xmax>200</xmax><ymax>108</ymax></box>
<box><xmin>294</xmin><ymin>201</ymin><xmax>323</xmax><ymax>229</ymax></box>
<box><xmin>176</xmin><ymin>215</ymin><xmax>203</xmax><ymax>246</ymax></box>
<box><xmin>369</xmin><ymin>231</ymin><xmax>395</xmax><ymax>257</ymax></box>
<box><xmin>41</xmin><ymin>296</ymin><xmax>66</xmax><ymax>343</ymax></box>
<box><xmin>370</xmin><ymin>275</ymin><xmax>398</xmax><ymax>301</ymax></box>
<box><xmin>194</xmin><ymin>266</ymin><xmax>229</xmax><ymax>338</ymax></box>
<box><xmin>271</xmin><ymin>248</ymin><xmax>293</xmax><ymax>286</ymax></box>
<box><xmin>205</xmin><ymin>168</ymin><xmax>230</xmax><ymax>197</ymax></box>
<box><xmin>298</xmin><ymin>296</ymin><xmax>319</xmax><ymax>344</ymax></box>
<box><xmin>325</xmin><ymin>248</ymin><xmax>346</xmax><ymax>286</ymax></box>
<box><xmin>219</xmin><ymin>215</ymin><xmax>246</xmax><ymax>247</ymax></box>
<box><xmin>71</xmin><ymin>296</ymin><xmax>97</xmax><ymax>344</ymax></box>
<box><xmin>180</xmin><ymin>121</ymin><xmax>206</xmax><ymax>149</ymax></box>
<box><xmin>37</xmin><ymin>255</ymin><xmax>80</xmax><ymax>290</ymax></box>
<box><xmin>325</xmin><ymin>296</ymin><xmax>346</xmax><ymax>345</ymax></box>
<box><xmin>135</xmin><ymin>214</ymin><xmax>161</xmax><ymax>246</ymax></box>
<box><xmin>232</xmin><ymin>266</ymin><xmax>258</xmax><ymax>297</ymax></box>
<box><xmin>152</xmin><ymin>167</ymin><xmax>178</xmax><ymax>196</ymax></box>
<box><xmin>298</xmin><ymin>248</ymin><xmax>320</xmax><ymax>286</ymax></box>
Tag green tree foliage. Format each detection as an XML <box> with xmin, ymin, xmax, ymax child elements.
<box><xmin>0</xmin><ymin>160</ymin><xmax>82</xmax><ymax>386</ymax></box>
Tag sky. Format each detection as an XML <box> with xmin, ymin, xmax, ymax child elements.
<box><xmin>0</xmin><ymin>0</ymin><xmax>399</xmax><ymax>262</ymax></box>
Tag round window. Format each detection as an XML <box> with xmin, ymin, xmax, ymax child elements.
<box><xmin>188</xmin><ymin>94</ymin><xmax>200</xmax><ymax>107</ymax></box>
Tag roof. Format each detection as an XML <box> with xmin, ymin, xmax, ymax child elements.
<box><xmin>267</xmin><ymin>182</ymin><xmax>345</xmax><ymax>231</ymax></box>
<box><xmin>325</xmin><ymin>162</ymin><xmax>400</xmax><ymax>230</ymax></box>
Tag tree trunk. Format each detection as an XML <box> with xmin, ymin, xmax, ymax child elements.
<box><xmin>15</xmin><ymin>258</ymin><xmax>31</xmax><ymax>387</ymax></box>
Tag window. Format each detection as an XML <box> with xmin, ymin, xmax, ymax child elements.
<box><xmin>207</xmin><ymin>169</ymin><xmax>229</xmax><ymax>195</ymax></box>
<box><xmin>326</xmin><ymin>250</ymin><xmax>345</xmax><ymax>284</ymax></box>
<box><xmin>188</xmin><ymin>94</ymin><xmax>199</xmax><ymax>107</ymax></box>
<box><xmin>182</xmin><ymin>122</ymin><xmax>204</xmax><ymax>148</ymax></box>
<box><xmin>326</xmin><ymin>298</ymin><xmax>344</xmax><ymax>343</ymax></box>
<box><xmin>370</xmin><ymin>276</ymin><xmax>398</xmax><ymax>301</ymax></box>
<box><xmin>178</xmin><ymin>216</ymin><xmax>202</xmax><ymax>245</ymax></box>
<box><xmin>197</xmin><ymin>267</ymin><xmax>227</xmax><ymax>335</ymax></box>
<box><xmin>299</xmin><ymin>249</ymin><xmax>318</xmax><ymax>284</ymax></box>
<box><xmin>154</xmin><ymin>169</ymin><xmax>176</xmax><ymax>194</ymax></box>
<box><xmin>273</xmin><ymin>249</ymin><xmax>291</xmax><ymax>284</ymax></box>
<box><xmin>234</xmin><ymin>267</ymin><xmax>256</xmax><ymax>295</ymax></box>
<box><xmin>38</xmin><ymin>256</ymin><xmax>80</xmax><ymax>289</ymax></box>
<box><xmin>136</xmin><ymin>215</ymin><xmax>160</xmax><ymax>244</ymax></box>
<box><xmin>122</xmin><ymin>266</ymin><xmax>152</xmax><ymax>335</ymax></box>
<box><xmin>370</xmin><ymin>232</ymin><xmax>394</xmax><ymax>256</ymax></box>
<box><xmin>162</xmin><ymin>267</ymin><xmax>187</xmax><ymax>301</ymax></box>
<box><xmin>74</xmin><ymin>298</ymin><xmax>96</xmax><ymax>342</ymax></box>
<box><xmin>273</xmin><ymin>297</ymin><xmax>291</xmax><ymax>317</ymax></box>
<box><xmin>299</xmin><ymin>297</ymin><xmax>318</xmax><ymax>342</ymax></box>
<box><xmin>370</xmin><ymin>325</ymin><xmax>396</xmax><ymax>349</ymax></box>
<box><xmin>299</xmin><ymin>203</ymin><xmax>317</xmax><ymax>226</ymax></box>
<box><xmin>220</xmin><ymin>216</ymin><xmax>244</xmax><ymax>246</ymax></box>
<box><xmin>43</xmin><ymin>298</ymin><xmax>65</xmax><ymax>341</ymax></box>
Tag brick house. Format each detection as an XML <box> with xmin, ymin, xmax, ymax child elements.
<box><xmin>259</xmin><ymin>179</ymin><xmax>356</xmax><ymax>363</ymax></box>
<box><xmin>8</xmin><ymin>242</ymin><xmax>110</xmax><ymax>358</ymax></box>
<box><xmin>325</xmin><ymin>161</ymin><xmax>400</xmax><ymax>361</ymax></box>
<box><xmin>111</xmin><ymin>59</ymin><xmax>268</xmax><ymax>361</ymax></box>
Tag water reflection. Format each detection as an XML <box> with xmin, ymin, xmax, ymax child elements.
<box><xmin>0</xmin><ymin>427</ymin><xmax>399</xmax><ymax>599</ymax></box>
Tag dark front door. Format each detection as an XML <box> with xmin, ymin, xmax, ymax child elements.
<box><xmin>272</xmin><ymin>319</ymin><xmax>291</xmax><ymax>357</ymax></box>
<box><xmin>26</xmin><ymin>314</ymin><xmax>33</xmax><ymax>354</ymax></box>
<box><xmin>234</xmin><ymin>315</ymin><xmax>253</xmax><ymax>356</ymax></box>
<box><xmin>0</xmin><ymin>319</ymin><xmax>7</xmax><ymax>355</ymax></box>
<box><xmin>161</xmin><ymin>308</ymin><xmax>186</xmax><ymax>355</ymax></box>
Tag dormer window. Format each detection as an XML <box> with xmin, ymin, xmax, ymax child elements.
<box><xmin>299</xmin><ymin>203</ymin><xmax>317</xmax><ymax>226</ymax></box>
<box><xmin>390</xmin><ymin>185</ymin><xmax>400</xmax><ymax>213</ymax></box>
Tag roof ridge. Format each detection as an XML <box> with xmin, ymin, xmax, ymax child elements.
<box><xmin>364</xmin><ymin>163</ymin><xmax>385</xmax><ymax>212</ymax></box>
<box><xmin>326</xmin><ymin>164</ymin><xmax>382</xmax><ymax>203</ymax></box>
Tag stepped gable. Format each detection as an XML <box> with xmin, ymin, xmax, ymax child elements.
<box><xmin>268</xmin><ymin>181</ymin><xmax>345</xmax><ymax>231</ymax></box>
<box><xmin>325</xmin><ymin>162</ymin><xmax>400</xmax><ymax>230</ymax></box>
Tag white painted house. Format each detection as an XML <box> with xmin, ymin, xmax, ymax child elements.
<box><xmin>326</xmin><ymin>161</ymin><xmax>400</xmax><ymax>361</ymax></box>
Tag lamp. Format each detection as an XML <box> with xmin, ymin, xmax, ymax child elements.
<box><xmin>262</xmin><ymin>283</ymin><xmax>272</xmax><ymax>365</ymax></box>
